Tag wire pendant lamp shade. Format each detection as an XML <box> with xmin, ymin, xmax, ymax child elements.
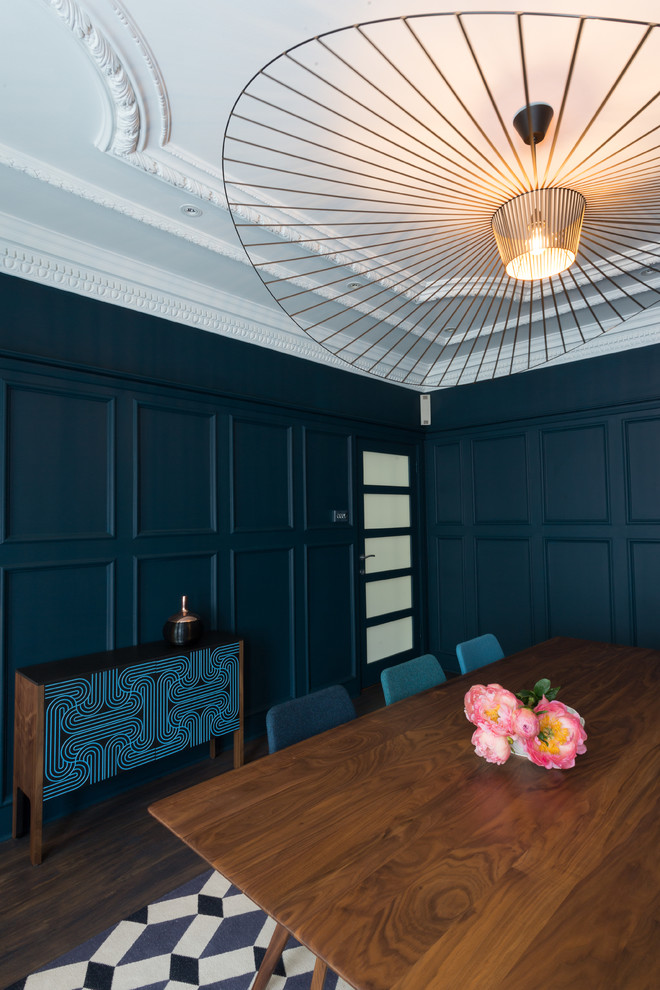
<box><xmin>222</xmin><ymin>11</ymin><xmax>660</xmax><ymax>388</ymax></box>
<box><xmin>492</xmin><ymin>188</ymin><xmax>586</xmax><ymax>281</ymax></box>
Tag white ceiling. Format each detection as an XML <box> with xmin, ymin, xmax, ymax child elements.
<box><xmin>1</xmin><ymin>0</ymin><xmax>659</xmax><ymax>390</ymax></box>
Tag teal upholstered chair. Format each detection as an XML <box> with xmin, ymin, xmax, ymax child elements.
<box><xmin>455</xmin><ymin>634</ymin><xmax>505</xmax><ymax>675</ymax></box>
<box><xmin>380</xmin><ymin>654</ymin><xmax>446</xmax><ymax>706</ymax></box>
<box><xmin>266</xmin><ymin>684</ymin><xmax>355</xmax><ymax>754</ymax></box>
<box><xmin>263</xmin><ymin>685</ymin><xmax>355</xmax><ymax>989</ymax></box>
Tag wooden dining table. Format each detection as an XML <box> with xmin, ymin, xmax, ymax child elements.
<box><xmin>149</xmin><ymin>637</ymin><xmax>660</xmax><ymax>990</ymax></box>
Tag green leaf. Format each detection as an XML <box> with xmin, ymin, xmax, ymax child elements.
<box><xmin>534</xmin><ymin>678</ymin><xmax>551</xmax><ymax>699</ymax></box>
<box><xmin>517</xmin><ymin>678</ymin><xmax>561</xmax><ymax>709</ymax></box>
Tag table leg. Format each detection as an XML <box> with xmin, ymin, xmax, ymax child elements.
<box><xmin>310</xmin><ymin>957</ymin><xmax>328</xmax><ymax>990</ymax></box>
<box><xmin>251</xmin><ymin>921</ymin><xmax>290</xmax><ymax>990</ymax></box>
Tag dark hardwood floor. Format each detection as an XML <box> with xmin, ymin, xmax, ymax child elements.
<box><xmin>0</xmin><ymin>684</ymin><xmax>385</xmax><ymax>989</ymax></box>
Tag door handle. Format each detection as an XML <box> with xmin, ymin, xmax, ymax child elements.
<box><xmin>359</xmin><ymin>553</ymin><xmax>375</xmax><ymax>575</ymax></box>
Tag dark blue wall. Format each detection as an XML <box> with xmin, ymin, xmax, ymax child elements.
<box><xmin>0</xmin><ymin>272</ymin><xmax>422</xmax><ymax>840</ymax></box>
<box><xmin>2</xmin><ymin>269</ymin><xmax>660</xmax><ymax>842</ymax></box>
<box><xmin>425</xmin><ymin>341</ymin><xmax>660</xmax><ymax>671</ymax></box>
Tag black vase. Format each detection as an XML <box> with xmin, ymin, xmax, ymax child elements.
<box><xmin>163</xmin><ymin>595</ymin><xmax>204</xmax><ymax>646</ymax></box>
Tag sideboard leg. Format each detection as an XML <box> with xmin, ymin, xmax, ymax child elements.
<box><xmin>29</xmin><ymin>802</ymin><xmax>43</xmax><ymax>866</ymax></box>
<box><xmin>13</xmin><ymin>784</ymin><xmax>29</xmax><ymax>839</ymax></box>
<box><xmin>233</xmin><ymin>726</ymin><xmax>244</xmax><ymax>768</ymax></box>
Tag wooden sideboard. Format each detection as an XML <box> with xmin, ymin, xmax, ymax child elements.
<box><xmin>13</xmin><ymin>633</ymin><xmax>244</xmax><ymax>864</ymax></box>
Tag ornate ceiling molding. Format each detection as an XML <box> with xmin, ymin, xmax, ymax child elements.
<box><xmin>0</xmin><ymin>240</ymin><xmax>354</xmax><ymax>371</ymax></box>
<box><xmin>545</xmin><ymin>303</ymin><xmax>660</xmax><ymax>366</ymax></box>
<box><xmin>45</xmin><ymin>0</ymin><xmax>140</xmax><ymax>156</ymax></box>
<box><xmin>126</xmin><ymin>151</ymin><xmax>227</xmax><ymax>208</ymax></box>
<box><xmin>0</xmin><ymin>141</ymin><xmax>374</xmax><ymax>297</ymax></box>
<box><xmin>16</xmin><ymin>3</ymin><xmax>658</xmax><ymax>392</ymax></box>
<box><xmin>2</xmin><ymin>224</ymin><xmax>659</xmax><ymax>389</ymax></box>
<box><xmin>108</xmin><ymin>0</ymin><xmax>171</xmax><ymax>145</ymax></box>
<box><xmin>0</xmin><ymin>143</ymin><xmax>244</xmax><ymax>264</ymax></box>
<box><xmin>39</xmin><ymin>0</ymin><xmax>390</xmax><ymax>316</ymax></box>
<box><xmin>42</xmin><ymin>0</ymin><xmax>229</xmax><ymax>206</ymax></box>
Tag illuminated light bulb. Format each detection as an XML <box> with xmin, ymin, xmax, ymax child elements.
<box><xmin>493</xmin><ymin>188</ymin><xmax>585</xmax><ymax>281</ymax></box>
<box><xmin>529</xmin><ymin>228</ymin><xmax>546</xmax><ymax>256</ymax></box>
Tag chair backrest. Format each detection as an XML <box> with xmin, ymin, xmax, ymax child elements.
<box><xmin>266</xmin><ymin>684</ymin><xmax>356</xmax><ymax>754</ymax></box>
<box><xmin>456</xmin><ymin>634</ymin><xmax>505</xmax><ymax>675</ymax></box>
<box><xmin>380</xmin><ymin>654</ymin><xmax>446</xmax><ymax>706</ymax></box>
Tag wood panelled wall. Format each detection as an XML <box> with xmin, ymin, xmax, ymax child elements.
<box><xmin>0</xmin><ymin>274</ymin><xmax>420</xmax><ymax>841</ymax></box>
<box><xmin>426</xmin><ymin>367</ymin><xmax>660</xmax><ymax>672</ymax></box>
<box><xmin>3</xmin><ymin>271</ymin><xmax>660</xmax><ymax>840</ymax></box>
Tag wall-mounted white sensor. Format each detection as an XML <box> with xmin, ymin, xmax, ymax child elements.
<box><xmin>420</xmin><ymin>393</ymin><xmax>431</xmax><ymax>426</ymax></box>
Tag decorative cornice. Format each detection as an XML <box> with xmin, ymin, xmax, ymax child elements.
<box><xmin>109</xmin><ymin>0</ymin><xmax>171</xmax><ymax>145</ymax></box>
<box><xmin>37</xmin><ymin>1</ymin><xmax>373</xmax><ymax>285</ymax></box>
<box><xmin>0</xmin><ymin>141</ymin><xmax>407</xmax><ymax>335</ymax></box>
<box><xmin>543</xmin><ymin>306</ymin><xmax>660</xmax><ymax>366</ymax></box>
<box><xmin>125</xmin><ymin>151</ymin><xmax>228</xmax><ymax>209</ymax></box>
<box><xmin>0</xmin><ymin>143</ymin><xmax>246</xmax><ymax>264</ymax></box>
<box><xmin>42</xmin><ymin>0</ymin><xmax>360</xmax><ymax>234</ymax></box>
<box><xmin>0</xmin><ymin>243</ymin><xmax>370</xmax><ymax>376</ymax></box>
<box><xmin>44</xmin><ymin>0</ymin><xmax>140</xmax><ymax>156</ymax></box>
<box><xmin>163</xmin><ymin>142</ymin><xmax>224</xmax><ymax>184</ymax></box>
<box><xmin>12</xmin><ymin>5</ymin><xmax>660</xmax><ymax>390</ymax></box>
<box><xmin>2</xmin><ymin>240</ymin><xmax>659</xmax><ymax>390</ymax></box>
<box><xmin>42</xmin><ymin>0</ymin><xmax>226</xmax><ymax>205</ymax></box>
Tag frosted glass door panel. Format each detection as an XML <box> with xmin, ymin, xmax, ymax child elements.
<box><xmin>364</xmin><ymin>494</ymin><xmax>410</xmax><ymax>530</ymax></box>
<box><xmin>360</xmin><ymin>445</ymin><xmax>417</xmax><ymax>678</ymax></box>
<box><xmin>363</xmin><ymin>536</ymin><xmax>411</xmax><ymax>574</ymax></box>
<box><xmin>367</xmin><ymin>617</ymin><xmax>413</xmax><ymax>663</ymax></box>
<box><xmin>366</xmin><ymin>576</ymin><xmax>412</xmax><ymax>618</ymax></box>
<box><xmin>363</xmin><ymin>452</ymin><xmax>409</xmax><ymax>487</ymax></box>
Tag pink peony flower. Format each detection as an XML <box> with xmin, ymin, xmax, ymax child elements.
<box><xmin>512</xmin><ymin>706</ymin><xmax>539</xmax><ymax>739</ymax></box>
<box><xmin>472</xmin><ymin>727</ymin><xmax>511</xmax><ymax>764</ymax></box>
<box><xmin>464</xmin><ymin>683</ymin><xmax>519</xmax><ymax>736</ymax></box>
<box><xmin>523</xmin><ymin>698</ymin><xmax>587</xmax><ymax>770</ymax></box>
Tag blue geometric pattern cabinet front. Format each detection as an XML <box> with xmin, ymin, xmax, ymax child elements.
<box><xmin>43</xmin><ymin>642</ymin><xmax>240</xmax><ymax>798</ymax></box>
<box><xmin>13</xmin><ymin>635</ymin><xmax>244</xmax><ymax>864</ymax></box>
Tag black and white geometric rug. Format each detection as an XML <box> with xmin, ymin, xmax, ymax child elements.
<box><xmin>6</xmin><ymin>870</ymin><xmax>351</xmax><ymax>990</ymax></box>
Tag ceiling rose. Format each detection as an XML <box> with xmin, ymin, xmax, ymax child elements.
<box><xmin>222</xmin><ymin>11</ymin><xmax>660</xmax><ymax>388</ymax></box>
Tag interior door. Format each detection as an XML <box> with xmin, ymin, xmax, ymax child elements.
<box><xmin>358</xmin><ymin>442</ymin><xmax>422</xmax><ymax>687</ymax></box>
